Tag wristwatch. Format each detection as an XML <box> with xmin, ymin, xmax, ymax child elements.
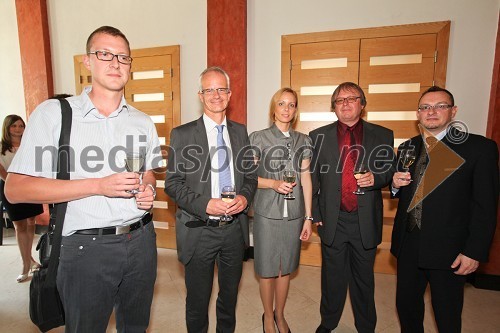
<box><xmin>304</xmin><ymin>216</ymin><xmax>313</xmax><ymax>221</ymax></box>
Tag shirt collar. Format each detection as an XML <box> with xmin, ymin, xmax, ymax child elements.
<box><xmin>434</xmin><ymin>127</ymin><xmax>448</xmax><ymax>141</ymax></box>
<box><xmin>337</xmin><ymin>119</ymin><xmax>362</xmax><ymax>133</ymax></box>
<box><xmin>423</xmin><ymin>127</ymin><xmax>448</xmax><ymax>143</ymax></box>
<box><xmin>203</xmin><ymin>113</ymin><xmax>227</xmax><ymax>133</ymax></box>
<box><xmin>79</xmin><ymin>86</ymin><xmax>129</xmax><ymax>119</ymax></box>
<box><xmin>270</xmin><ymin>122</ymin><xmax>295</xmax><ymax>138</ymax></box>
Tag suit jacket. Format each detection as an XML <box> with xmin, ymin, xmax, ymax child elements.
<box><xmin>391</xmin><ymin>130</ymin><xmax>499</xmax><ymax>269</ymax></box>
<box><xmin>165</xmin><ymin>116</ymin><xmax>257</xmax><ymax>265</ymax></box>
<box><xmin>310</xmin><ymin>120</ymin><xmax>395</xmax><ymax>249</ymax></box>
<box><xmin>249</xmin><ymin>123</ymin><xmax>313</xmax><ymax>220</ymax></box>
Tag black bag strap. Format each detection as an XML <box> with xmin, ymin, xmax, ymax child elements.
<box><xmin>45</xmin><ymin>98</ymin><xmax>72</xmax><ymax>287</ymax></box>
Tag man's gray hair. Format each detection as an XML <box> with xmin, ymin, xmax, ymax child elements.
<box><xmin>198</xmin><ymin>66</ymin><xmax>231</xmax><ymax>92</ymax></box>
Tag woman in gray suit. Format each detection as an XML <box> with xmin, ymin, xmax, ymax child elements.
<box><xmin>249</xmin><ymin>88</ymin><xmax>313</xmax><ymax>333</ymax></box>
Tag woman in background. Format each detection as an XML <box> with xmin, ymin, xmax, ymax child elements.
<box><xmin>249</xmin><ymin>88</ymin><xmax>313</xmax><ymax>333</ymax></box>
<box><xmin>0</xmin><ymin>115</ymin><xmax>43</xmax><ymax>282</ymax></box>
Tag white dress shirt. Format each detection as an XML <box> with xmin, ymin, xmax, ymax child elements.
<box><xmin>202</xmin><ymin>114</ymin><xmax>235</xmax><ymax>199</ymax></box>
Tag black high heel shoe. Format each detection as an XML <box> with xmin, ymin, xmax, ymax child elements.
<box><xmin>262</xmin><ymin>313</ymin><xmax>265</xmax><ymax>333</ymax></box>
<box><xmin>274</xmin><ymin>310</ymin><xmax>291</xmax><ymax>333</ymax></box>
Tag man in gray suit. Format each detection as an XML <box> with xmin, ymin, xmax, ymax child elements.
<box><xmin>165</xmin><ymin>66</ymin><xmax>257</xmax><ymax>333</ymax></box>
<box><xmin>310</xmin><ymin>82</ymin><xmax>395</xmax><ymax>333</ymax></box>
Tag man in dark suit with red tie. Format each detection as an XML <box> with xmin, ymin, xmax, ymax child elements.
<box><xmin>391</xmin><ymin>86</ymin><xmax>499</xmax><ymax>333</ymax></box>
<box><xmin>310</xmin><ymin>82</ymin><xmax>395</xmax><ymax>333</ymax></box>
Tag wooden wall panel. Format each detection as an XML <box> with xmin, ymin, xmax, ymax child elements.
<box><xmin>291</xmin><ymin>40</ymin><xmax>360</xmax><ymax>61</ymax></box>
<box><xmin>292</xmin><ymin>66</ymin><xmax>359</xmax><ymax>86</ymax></box>
<box><xmin>359</xmin><ymin>59</ymin><xmax>435</xmax><ymax>87</ymax></box>
<box><xmin>207</xmin><ymin>0</ymin><xmax>247</xmax><ymax>125</ymax></box>
<box><xmin>480</xmin><ymin>14</ymin><xmax>500</xmax><ymax>277</ymax></box>
<box><xmin>297</xmin><ymin>95</ymin><xmax>332</xmax><ymax>113</ymax></box>
<box><xmin>360</xmin><ymin>34</ymin><xmax>437</xmax><ymax>60</ymax></box>
<box><xmin>15</xmin><ymin>0</ymin><xmax>53</xmax><ymax>115</ymax></box>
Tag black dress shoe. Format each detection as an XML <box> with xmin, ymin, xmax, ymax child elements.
<box><xmin>315</xmin><ymin>324</ymin><xmax>332</xmax><ymax>333</ymax></box>
<box><xmin>262</xmin><ymin>313</ymin><xmax>265</xmax><ymax>333</ymax></box>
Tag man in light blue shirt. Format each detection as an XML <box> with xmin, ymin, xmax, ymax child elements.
<box><xmin>6</xmin><ymin>26</ymin><xmax>162</xmax><ymax>333</ymax></box>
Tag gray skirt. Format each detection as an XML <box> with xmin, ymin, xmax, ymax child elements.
<box><xmin>253</xmin><ymin>213</ymin><xmax>303</xmax><ymax>278</ymax></box>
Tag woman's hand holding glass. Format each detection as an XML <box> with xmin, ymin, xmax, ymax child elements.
<box><xmin>272</xmin><ymin>179</ymin><xmax>296</xmax><ymax>195</ymax></box>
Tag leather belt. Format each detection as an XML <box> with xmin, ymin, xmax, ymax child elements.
<box><xmin>74</xmin><ymin>213</ymin><xmax>152</xmax><ymax>235</ymax></box>
<box><xmin>206</xmin><ymin>218</ymin><xmax>233</xmax><ymax>227</ymax></box>
<box><xmin>185</xmin><ymin>218</ymin><xmax>234</xmax><ymax>228</ymax></box>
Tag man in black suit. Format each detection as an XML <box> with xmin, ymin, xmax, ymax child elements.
<box><xmin>391</xmin><ymin>86</ymin><xmax>499</xmax><ymax>333</ymax></box>
<box><xmin>165</xmin><ymin>66</ymin><xmax>257</xmax><ymax>333</ymax></box>
<box><xmin>310</xmin><ymin>82</ymin><xmax>395</xmax><ymax>333</ymax></box>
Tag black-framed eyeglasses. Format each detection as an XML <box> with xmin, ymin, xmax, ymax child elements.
<box><xmin>418</xmin><ymin>103</ymin><xmax>453</xmax><ymax>112</ymax></box>
<box><xmin>88</xmin><ymin>50</ymin><xmax>133</xmax><ymax>65</ymax></box>
<box><xmin>333</xmin><ymin>96</ymin><xmax>361</xmax><ymax>106</ymax></box>
<box><xmin>200</xmin><ymin>88</ymin><xmax>231</xmax><ymax>95</ymax></box>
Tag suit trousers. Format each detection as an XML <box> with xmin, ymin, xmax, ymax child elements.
<box><xmin>320</xmin><ymin>211</ymin><xmax>377</xmax><ymax>333</ymax></box>
<box><xmin>57</xmin><ymin>222</ymin><xmax>158</xmax><ymax>333</ymax></box>
<box><xmin>396</xmin><ymin>228</ymin><xmax>466</xmax><ymax>333</ymax></box>
<box><xmin>184</xmin><ymin>221</ymin><xmax>245</xmax><ymax>333</ymax></box>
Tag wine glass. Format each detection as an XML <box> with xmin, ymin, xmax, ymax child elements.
<box><xmin>221</xmin><ymin>185</ymin><xmax>236</xmax><ymax>222</ymax></box>
<box><xmin>283</xmin><ymin>169</ymin><xmax>296</xmax><ymax>200</ymax></box>
<box><xmin>353</xmin><ymin>162</ymin><xmax>368</xmax><ymax>195</ymax></box>
<box><xmin>124</xmin><ymin>152</ymin><xmax>145</xmax><ymax>194</ymax></box>
<box><xmin>401</xmin><ymin>149</ymin><xmax>416</xmax><ymax>172</ymax></box>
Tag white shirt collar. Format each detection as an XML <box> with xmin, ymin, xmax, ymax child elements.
<box><xmin>203</xmin><ymin>113</ymin><xmax>227</xmax><ymax>133</ymax></box>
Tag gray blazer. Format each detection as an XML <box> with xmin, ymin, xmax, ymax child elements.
<box><xmin>165</xmin><ymin>117</ymin><xmax>258</xmax><ymax>265</ymax></box>
<box><xmin>310</xmin><ymin>120</ymin><xmax>395</xmax><ymax>249</ymax></box>
<box><xmin>249</xmin><ymin>124</ymin><xmax>313</xmax><ymax>220</ymax></box>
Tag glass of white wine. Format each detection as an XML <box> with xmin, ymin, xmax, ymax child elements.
<box><xmin>353</xmin><ymin>162</ymin><xmax>368</xmax><ymax>195</ymax></box>
<box><xmin>283</xmin><ymin>169</ymin><xmax>296</xmax><ymax>200</ymax></box>
<box><xmin>402</xmin><ymin>149</ymin><xmax>416</xmax><ymax>172</ymax></box>
<box><xmin>221</xmin><ymin>185</ymin><xmax>236</xmax><ymax>222</ymax></box>
<box><xmin>125</xmin><ymin>152</ymin><xmax>145</xmax><ymax>194</ymax></box>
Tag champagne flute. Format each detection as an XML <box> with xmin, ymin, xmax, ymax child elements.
<box><xmin>221</xmin><ymin>185</ymin><xmax>236</xmax><ymax>222</ymax></box>
<box><xmin>399</xmin><ymin>149</ymin><xmax>416</xmax><ymax>182</ymax></box>
<box><xmin>402</xmin><ymin>149</ymin><xmax>416</xmax><ymax>171</ymax></box>
<box><xmin>124</xmin><ymin>152</ymin><xmax>145</xmax><ymax>194</ymax></box>
<box><xmin>283</xmin><ymin>169</ymin><xmax>296</xmax><ymax>200</ymax></box>
<box><xmin>353</xmin><ymin>162</ymin><xmax>368</xmax><ymax>195</ymax></box>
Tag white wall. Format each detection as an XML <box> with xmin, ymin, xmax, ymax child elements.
<box><xmin>248</xmin><ymin>0</ymin><xmax>500</xmax><ymax>135</ymax></box>
<box><xmin>1</xmin><ymin>0</ymin><xmax>499</xmax><ymax>136</ymax></box>
<box><xmin>0</xmin><ymin>0</ymin><xmax>26</xmax><ymax>122</ymax></box>
<box><xmin>47</xmin><ymin>0</ymin><xmax>207</xmax><ymax>124</ymax></box>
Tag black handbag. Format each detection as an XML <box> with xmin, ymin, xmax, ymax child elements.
<box><xmin>29</xmin><ymin>98</ymin><xmax>72</xmax><ymax>332</ymax></box>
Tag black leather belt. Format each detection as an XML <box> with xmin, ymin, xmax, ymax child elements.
<box><xmin>74</xmin><ymin>213</ymin><xmax>152</xmax><ymax>235</ymax></box>
<box><xmin>185</xmin><ymin>218</ymin><xmax>234</xmax><ymax>228</ymax></box>
<box><xmin>206</xmin><ymin>218</ymin><xmax>233</xmax><ymax>227</ymax></box>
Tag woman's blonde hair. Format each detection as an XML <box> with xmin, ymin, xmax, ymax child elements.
<box><xmin>268</xmin><ymin>87</ymin><xmax>299</xmax><ymax>126</ymax></box>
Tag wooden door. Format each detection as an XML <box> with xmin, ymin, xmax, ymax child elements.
<box><xmin>74</xmin><ymin>45</ymin><xmax>181</xmax><ymax>249</ymax></box>
<box><xmin>282</xmin><ymin>21</ymin><xmax>450</xmax><ymax>273</ymax></box>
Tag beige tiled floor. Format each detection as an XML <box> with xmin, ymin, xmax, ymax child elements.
<box><xmin>1</xmin><ymin>230</ymin><xmax>499</xmax><ymax>332</ymax></box>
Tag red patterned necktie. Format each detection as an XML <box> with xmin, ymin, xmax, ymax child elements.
<box><xmin>340</xmin><ymin>127</ymin><xmax>357</xmax><ymax>212</ymax></box>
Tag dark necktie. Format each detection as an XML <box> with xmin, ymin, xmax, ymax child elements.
<box><xmin>216</xmin><ymin>125</ymin><xmax>232</xmax><ymax>196</ymax></box>
<box><xmin>341</xmin><ymin>127</ymin><xmax>357</xmax><ymax>212</ymax></box>
<box><xmin>407</xmin><ymin>136</ymin><xmax>438</xmax><ymax>231</ymax></box>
